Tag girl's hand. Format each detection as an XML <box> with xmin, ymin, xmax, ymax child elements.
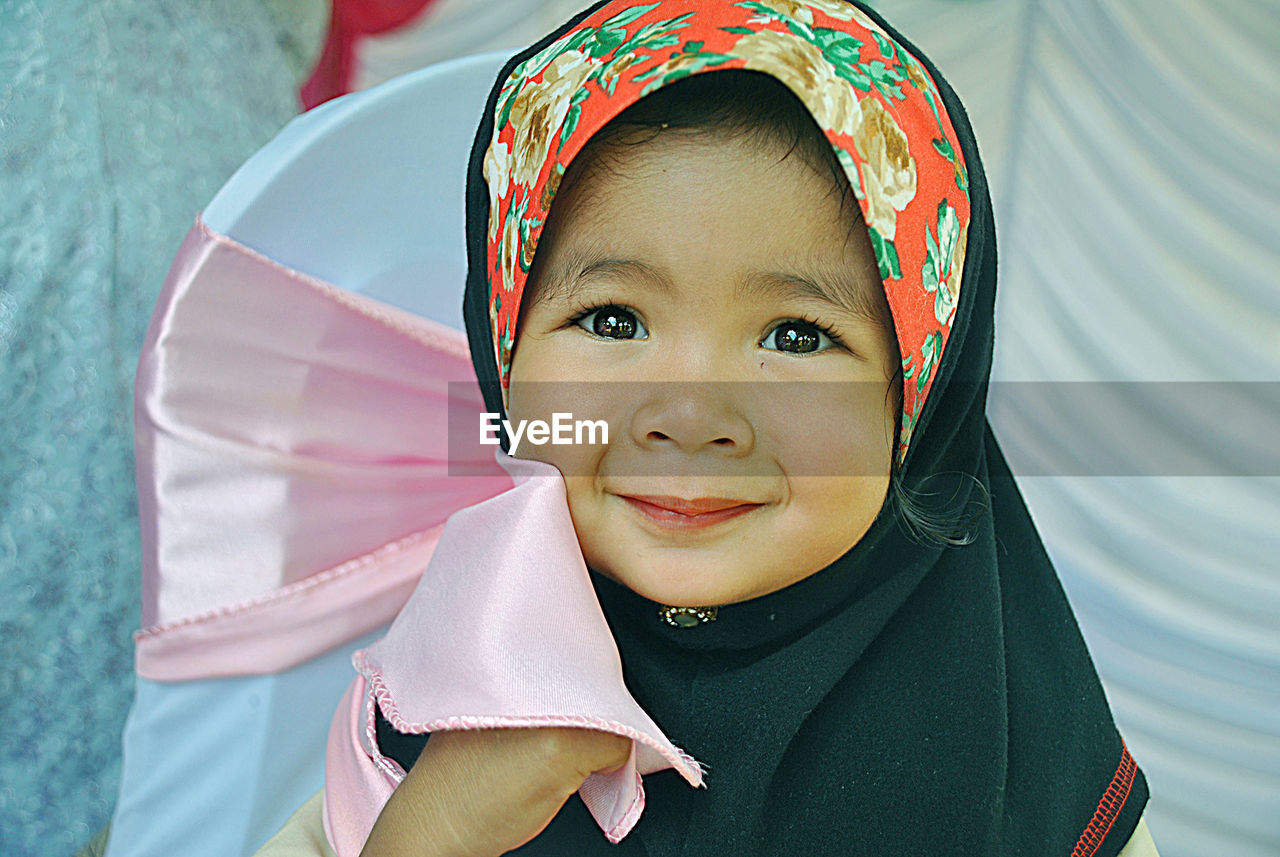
<box><xmin>358</xmin><ymin>726</ymin><xmax>632</xmax><ymax>857</ymax></box>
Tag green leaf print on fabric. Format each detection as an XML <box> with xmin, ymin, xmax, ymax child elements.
<box><xmin>868</xmin><ymin>226</ymin><xmax>902</xmax><ymax>280</ymax></box>
<box><xmin>922</xmin><ymin>199</ymin><xmax>961</xmax><ymax>325</ymax></box>
<box><xmin>510</xmin><ymin>27</ymin><xmax>594</xmax><ymax>90</ymax></box>
<box><xmin>921</xmin><ymin>87</ymin><xmax>969</xmax><ymax>197</ymax></box>
<box><xmin>559</xmin><ymin>103</ymin><xmax>582</xmax><ymax>151</ymax></box>
<box><xmin>588</xmin><ymin>27</ymin><xmax>629</xmax><ymax>57</ymax></box>
<box><xmin>601</xmin><ymin>2</ymin><xmax>662</xmax><ymax>29</ymax></box>
<box><xmin>495</xmin><ymin>5</ymin><xmax>692</xmax><ymax>143</ymax></box>
<box><xmin>917</xmin><ymin>330</ymin><xmax>942</xmax><ymax>395</ymax></box>
<box><xmin>492</xmin><ymin>200</ymin><xmax>509</xmax><ymax>280</ymax></box>
<box><xmin>623</xmin><ymin>12</ymin><xmax>695</xmax><ymax>54</ymax></box>
<box><xmin>493</xmin><ymin>8</ymin><xmax>702</xmax><ymax>198</ymax></box>
<box><xmin>832</xmin><ymin>63</ymin><xmax>873</xmax><ymax>92</ymax></box>
<box><xmin>633</xmin><ymin>45</ymin><xmax>736</xmax><ymax>94</ymax></box>
<box><xmin>496</xmin><ymin>88</ymin><xmax>517</xmax><ymax>138</ymax></box>
<box><xmin>754</xmin><ymin>21</ymin><xmax>904</xmax><ymax>101</ymax></box>
<box><xmin>863</xmin><ymin>59</ymin><xmax>906</xmax><ymax>100</ymax></box>
<box><xmin>898</xmin><ymin>339</ymin><xmax>929</xmax><ymax>457</ymax></box>
<box><xmin>495</xmin><ymin>191</ymin><xmax>530</xmax><ymax>294</ymax></box>
<box><xmin>810</xmin><ymin>27</ymin><xmax>862</xmax><ymax>65</ymax></box>
<box><xmin>735</xmin><ymin>2</ymin><xmax>816</xmax><ymax>39</ymax></box>
<box><xmin>518</xmin><ymin>219</ymin><xmax>541</xmax><ymax>274</ymax></box>
<box><xmin>834</xmin><ymin>147</ymin><xmax>865</xmax><ymax>199</ymax></box>
<box><xmin>871</xmin><ymin>30</ymin><xmax>895</xmax><ymax>60</ymax></box>
<box><xmin>899</xmin><ymin>409</ymin><xmax>916</xmax><ymax>455</ymax></box>
<box><xmin>498</xmin><ymin>324</ymin><xmax>515</xmax><ymax>378</ymax></box>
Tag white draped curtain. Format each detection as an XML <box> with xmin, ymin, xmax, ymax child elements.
<box><xmin>910</xmin><ymin>2</ymin><xmax>1280</xmax><ymax>855</ymax></box>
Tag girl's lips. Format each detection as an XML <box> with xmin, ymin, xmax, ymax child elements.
<box><xmin>618</xmin><ymin>495</ymin><xmax>764</xmax><ymax>531</ymax></box>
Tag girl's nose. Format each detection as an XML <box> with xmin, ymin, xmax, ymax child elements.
<box><xmin>629</xmin><ymin>383</ymin><xmax>756</xmax><ymax>456</ymax></box>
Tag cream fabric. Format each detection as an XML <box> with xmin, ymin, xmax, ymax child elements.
<box><xmin>1119</xmin><ymin>818</ymin><xmax>1161</xmax><ymax>857</ymax></box>
<box><xmin>253</xmin><ymin>791</ymin><xmax>335</xmax><ymax>857</ymax></box>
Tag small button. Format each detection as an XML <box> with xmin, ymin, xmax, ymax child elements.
<box><xmin>673</xmin><ymin>612</ymin><xmax>700</xmax><ymax>628</ymax></box>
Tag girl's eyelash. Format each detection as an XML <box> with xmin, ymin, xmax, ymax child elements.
<box><xmin>565</xmin><ymin>304</ymin><xmax>849</xmax><ymax>350</ymax></box>
<box><xmin>566</xmin><ymin>300</ymin><xmax>618</xmax><ymax>326</ymax></box>
<box><xmin>567</xmin><ymin>300</ymin><xmax>649</xmax><ymax>341</ymax></box>
<box><xmin>565</xmin><ymin>299</ymin><xmax>638</xmax><ymax>328</ymax></box>
<box><xmin>774</xmin><ymin>315</ymin><xmax>849</xmax><ymax>348</ymax></box>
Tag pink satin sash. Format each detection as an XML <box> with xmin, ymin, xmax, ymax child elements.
<box><xmin>133</xmin><ymin>219</ymin><xmax>510</xmax><ymax>679</ymax></box>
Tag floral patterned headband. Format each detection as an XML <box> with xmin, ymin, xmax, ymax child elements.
<box><xmin>482</xmin><ymin>0</ymin><xmax>970</xmax><ymax>461</ymax></box>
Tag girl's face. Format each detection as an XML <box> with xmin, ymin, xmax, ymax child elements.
<box><xmin>507</xmin><ymin>131</ymin><xmax>899</xmax><ymax>607</ymax></box>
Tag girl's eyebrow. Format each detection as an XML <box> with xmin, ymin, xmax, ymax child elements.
<box><xmin>740</xmin><ymin>268</ymin><xmax>885</xmax><ymax>326</ymax></box>
<box><xmin>536</xmin><ymin>251</ymin><xmax>672</xmax><ymax>305</ymax></box>
<box><xmin>537</xmin><ymin>250</ymin><xmax>883</xmax><ymax>326</ymax></box>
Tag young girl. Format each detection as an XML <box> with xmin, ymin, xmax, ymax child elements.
<box><xmin>257</xmin><ymin>1</ymin><xmax>1156</xmax><ymax>854</ymax></box>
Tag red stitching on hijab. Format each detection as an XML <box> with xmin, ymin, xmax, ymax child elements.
<box><xmin>1071</xmin><ymin>742</ymin><xmax>1138</xmax><ymax>857</ymax></box>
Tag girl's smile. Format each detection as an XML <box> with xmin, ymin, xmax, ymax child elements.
<box><xmin>616</xmin><ymin>494</ymin><xmax>767</xmax><ymax>532</ymax></box>
<box><xmin>506</xmin><ymin>128</ymin><xmax>899</xmax><ymax>607</ymax></box>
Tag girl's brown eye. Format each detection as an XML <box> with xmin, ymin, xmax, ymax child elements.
<box><xmin>764</xmin><ymin>321</ymin><xmax>830</xmax><ymax>354</ymax></box>
<box><xmin>577</xmin><ymin>305</ymin><xmax>647</xmax><ymax>340</ymax></box>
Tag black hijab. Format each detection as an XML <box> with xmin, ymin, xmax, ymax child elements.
<box><xmin>384</xmin><ymin>2</ymin><xmax>1148</xmax><ymax>853</ymax></box>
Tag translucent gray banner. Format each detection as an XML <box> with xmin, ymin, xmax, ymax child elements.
<box><xmin>445</xmin><ymin>382</ymin><xmax>1280</xmax><ymax>477</ymax></box>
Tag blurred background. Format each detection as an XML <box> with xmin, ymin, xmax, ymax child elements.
<box><xmin>1</xmin><ymin>1</ymin><xmax>1276</xmax><ymax>855</ymax></box>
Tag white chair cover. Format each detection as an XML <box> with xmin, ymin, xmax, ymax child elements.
<box><xmin>105</xmin><ymin>50</ymin><xmax>514</xmax><ymax>857</ymax></box>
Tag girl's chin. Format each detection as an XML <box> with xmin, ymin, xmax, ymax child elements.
<box><xmin>593</xmin><ymin>559</ymin><xmax>794</xmax><ymax>608</ymax></box>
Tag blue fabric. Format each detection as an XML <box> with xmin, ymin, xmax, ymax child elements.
<box><xmin>105</xmin><ymin>631</ymin><xmax>383</xmax><ymax>857</ymax></box>
<box><xmin>0</xmin><ymin>2</ymin><xmax>300</xmax><ymax>853</ymax></box>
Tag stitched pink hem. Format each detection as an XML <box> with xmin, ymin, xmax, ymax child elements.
<box><xmin>348</xmin><ymin>674</ymin><xmax>649</xmax><ymax>843</ymax></box>
<box><xmin>135</xmin><ymin>526</ymin><xmax>444</xmax><ymax>680</ymax></box>
<box><xmin>194</xmin><ymin>215</ymin><xmax>470</xmax><ymax>360</ymax></box>
<box><xmin>604</xmin><ymin>773</ymin><xmax>645</xmax><ymax>844</ymax></box>
<box><xmin>360</xmin><ymin>677</ymin><xmax>408</xmax><ymax>783</ymax></box>
<box><xmin>135</xmin><ymin>526</ymin><xmax>442</xmax><ymax>640</ymax></box>
<box><xmin>355</xmin><ymin>657</ymin><xmax>705</xmax><ymax>787</ymax></box>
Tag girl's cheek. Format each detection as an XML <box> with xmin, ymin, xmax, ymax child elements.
<box><xmin>753</xmin><ymin>381</ymin><xmax>895</xmax><ymax>477</ymax></box>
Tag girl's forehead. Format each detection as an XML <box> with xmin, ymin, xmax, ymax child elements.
<box><xmin>557</xmin><ymin>126</ymin><xmax>851</xmax><ymax>215</ymax></box>
<box><xmin>530</xmin><ymin>133</ymin><xmax>884</xmax><ymax>325</ymax></box>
